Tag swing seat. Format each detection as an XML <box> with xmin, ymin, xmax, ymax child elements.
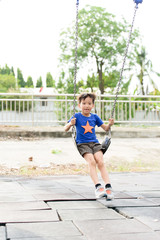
<box><xmin>101</xmin><ymin>136</ymin><xmax>111</xmax><ymax>154</ymax></box>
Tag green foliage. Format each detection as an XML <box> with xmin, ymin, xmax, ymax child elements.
<box><xmin>56</xmin><ymin>71</ymin><xmax>65</xmax><ymax>92</ymax></box>
<box><xmin>46</xmin><ymin>72</ymin><xmax>55</xmax><ymax>87</ymax></box>
<box><xmin>26</xmin><ymin>76</ymin><xmax>34</xmax><ymax>88</ymax></box>
<box><xmin>17</xmin><ymin>68</ymin><xmax>26</xmax><ymax>87</ymax></box>
<box><xmin>86</xmin><ymin>74</ymin><xmax>98</xmax><ymax>92</ymax></box>
<box><xmin>65</xmin><ymin>77</ymin><xmax>74</xmax><ymax>93</ymax></box>
<box><xmin>134</xmin><ymin>46</ymin><xmax>160</xmax><ymax>95</ymax></box>
<box><xmin>0</xmin><ymin>64</ymin><xmax>15</xmax><ymax>75</ymax></box>
<box><xmin>77</xmin><ymin>79</ymin><xmax>85</xmax><ymax>89</ymax></box>
<box><xmin>36</xmin><ymin>76</ymin><xmax>43</xmax><ymax>87</ymax></box>
<box><xmin>57</xmin><ymin>79</ymin><xmax>64</xmax><ymax>91</ymax></box>
<box><xmin>0</xmin><ymin>74</ymin><xmax>16</xmax><ymax>92</ymax></box>
<box><xmin>59</xmin><ymin>5</ymin><xmax>140</xmax><ymax>94</ymax></box>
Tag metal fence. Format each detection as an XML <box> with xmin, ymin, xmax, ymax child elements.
<box><xmin>0</xmin><ymin>93</ymin><xmax>160</xmax><ymax>126</ymax></box>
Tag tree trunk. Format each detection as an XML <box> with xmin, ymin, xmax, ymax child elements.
<box><xmin>97</xmin><ymin>61</ymin><xmax>104</xmax><ymax>94</ymax></box>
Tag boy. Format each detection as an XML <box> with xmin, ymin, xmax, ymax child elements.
<box><xmin>64</xmin><ymin>93</ymin><xmax>114</xmax><ymax>200</ymax></box>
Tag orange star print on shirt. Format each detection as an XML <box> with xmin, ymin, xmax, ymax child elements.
<box><xmin>81</xmin><ymin>121</ymin><xmax>94</xmax><ymax>134</ymax></box>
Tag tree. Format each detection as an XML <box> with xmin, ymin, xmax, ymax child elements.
<box><xmin>0</xmin><ymin>74</ymin><xmax>16</xmax><ymax>92</ymax></box>
<box><xmin>0</xmin><ymin>64</ymin><xmax>15</xmax><ymax>76</ymax></box>
<box><xmin>26</xmin><ymin>76</ymin><xmax>34</xmax><ymax>88</ymax></box>
<box><xmin>59</xmin><ymin>5</ymin><xmax>139</xmax><ymax>94</ymax></box>
<box><xmin>135</xmin><ymin>46</ymin><xmax>159</xmax><ymax>95</ymax></box>
<box><xmin>17</xmin><ymin>68</ymin><xmax>26</xmax><ymax>87</ymax></box>
<box><xmin>46</xmin><ymin>72</ymin><xmax>55</xmax><ymax>87</ymax></box>
<box><xmin>77</xmin><ymin>79</ymin><xmax>85</xmax><ymax>89</ymax></box>
<box><xmin>56</xmin><ymin>71</ymin><xmax>65</xmax><ymax>91</ymax></box>
<box><xmin>86</xmin><ymin>73</ymin><xmax>98</xmax><ymax>92</ymax></box>
<box><xmin>36</xmin><ymin>76</ymin><xmax>43</xmax><ymax>87</ymax></box>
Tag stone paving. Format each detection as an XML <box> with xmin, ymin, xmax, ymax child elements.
<box><xmin>0</xmin><ymin>172</ymin><xmax>160</xmax><ymax>240</ymax></box>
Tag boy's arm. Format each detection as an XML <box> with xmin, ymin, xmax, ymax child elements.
<box><xmin>100</xmin><ymin>118</ymin><xmax>114</xmax><ymax>132</ymax></box>
<box><xmin>64</xmin><ymin>118</ymin><xmax>76</xmax><ymax>132</ymax></box>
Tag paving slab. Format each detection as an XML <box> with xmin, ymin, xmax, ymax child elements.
<box><xmin>11</xmin><ymin>237</ymin><xmax>87</xmax><ymax>240</ymax></box>
<box><xmin>99</xmin><ymin>232</ymin><xmax>160</xmax><ymax>240</ymax></box>
<box><xmin>114</xmin><ymin>191</ymin><xmax>137</xmax><ymax>199</ymax></box>
<box><xmin>74</xmin><ymin>219</ymin><xmax>153</xmax><ymax>240</ymax></box>
<box><xmin>117</xmin><ymin>207</ymin><xmax>160</xmax><ymax>231</ymax></box>
<box><xmin>138</xmin><ymin>191</ymin><xmax>160</xmax><ymax>198</ymax></box>
<box><xmin>7</xmin><ymin>221</ymin><xmax>82</xmax><ymax>238</ymax></box>
<box><xmin>0</xmin><ymin>200</ymin><xmax>50</xmax><ymax>211</ymax></box>
<box><xmin>137</xmin><ymin>216</ymin><xmax>160</xmax><ymax>231</ymax></box>
<box><xmin>111</xmin><ymin>172</ymin><xmax>160</xmax><ymax>191</ymax></box>
<box><xmin>0</xmin><ymin>193</ymin><xmax>36</xmax><ymax>202</ymax></box>
<box><xmin>117</xmin><ymin>206</ymin><xmax>160</xmax><ymax>218</ymax></box>
<box><xmin>124</xmin><ymin>191</ymin><xmax>160</xmax><ymax>199</ymax></box>
<box><xmin>0</xmin><ymin>226</ymin><xmax>6</xmax><ymax>240</ymax></box>
<box><xmin>0</xmin><ymin>182</ymin><xmax>24</xmax><ymax>192</ymax></box>
<box><xmin>26</xmin><ymin>187</ymin><xmax>82</xmax><ymax>195</ymax></box>
<box><xmin>99</xmin><ymin>198</ymin><xmax>158</xmax><ymax>208</ymax></box>
<box><xmin>149</xmin><ymin>198</ymin><xmax>160</xmax><ymax>204</ymax></box>
<box><xmin>57</xmin><ymin>208</ymin><xmax>124</xmax><ymax>221</ymax></box>
<box><xmin>0</xmin><ymin>173</ymin><xmax>160</xmax><ymax>239</ymax></box>
<box><xmin>33</xmin><ymin>192</ymin><xmax>86</xmax><ymax>201</ymax></box>
<box><xmin>66</xmin><ymin>186</ymin><xmax>95</xmax><ymax>199</ymax></box>
<box><xmin>0</xmin><ymin>209</ymin><xmax>59</xmax><ymax>223</ymax></box>
<box><xmin>19</xmin><ymin>179</ymin><xmax>65</xmax><ymax>189</ymax></box>
<box><xmin>48</xmin><ymin>200</ymin><xmax>106</xmax><ymax>210</ymax></box>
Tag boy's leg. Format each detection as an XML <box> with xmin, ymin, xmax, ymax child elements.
<box><xmin>94</xmin><ymin>151</ymin><xmax>110</xmax><ymax>184</ymax></box>
<box><xmin>83</xmin><ymin>153</ymin><xmax>99</xmax><ymax>185</ymax></box>
<box><xmin>83</xmin><ymin>152</ymin><xmax>105</xmax><ymax>198</ymax></box>
<box><xmin>94</xmin><ymin>151</ymin><xmax>114</xmax><ymax>200</ymax></box>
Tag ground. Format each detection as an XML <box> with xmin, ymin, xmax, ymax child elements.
<box><xmin>0</xmin><ymin>132</ymin><xmax>160</xmax><ymax>176</ymax></box>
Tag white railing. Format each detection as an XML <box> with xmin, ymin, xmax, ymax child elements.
<box><xmin>0</xmin><ymin>93</ymin><xmax>160</xmax><ymax>126</ymax></box>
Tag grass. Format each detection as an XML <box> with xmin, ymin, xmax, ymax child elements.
<box><xmin>0</xmin><ymin>158</ymin><xmax>160</xmax><ymax>177</ymax></box>
<box><xmin>51</xmin><ymin>149</ymin><xmax>62</xmax><ymax>154</ymax></box>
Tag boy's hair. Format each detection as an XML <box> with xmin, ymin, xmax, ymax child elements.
<box><xmin>78</xmin><ymin>93</ymin><xmax>96</xmax><ymax>104</ymax></box>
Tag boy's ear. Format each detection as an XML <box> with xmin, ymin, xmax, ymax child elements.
<box><xmin>78</xmin><ymin>103</ymin><xmax>81</xmax><ymax>109</ymax></box>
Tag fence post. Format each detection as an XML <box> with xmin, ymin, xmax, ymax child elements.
<box><xmin>32</xmin><ymin>95</ymin><xmax>34</xmax><ymax>126</ymax></box>
<box><xmin>65</xmin><ymin>95</ymin><xmax>67</xmax><ymax>123</ymax></box>
<box><xmin>129</xmin><ymin>96</ymin><xmax>132</xmax><ymax>124</ymax></box>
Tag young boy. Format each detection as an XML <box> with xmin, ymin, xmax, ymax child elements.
<box><xmin>64</xmin><ymin>93</ymin><xmax>114</xmax><ymax>200</ymax></box>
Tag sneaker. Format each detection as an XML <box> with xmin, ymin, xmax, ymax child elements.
<box><xmin>95</xmin><ymin>185</ymin><xmax>106</xmax><ymax>199</ymax></box>
<box><xmin>105</xmin><ymin>187</ymin><xmax>114</xmax><ymax>200</ymax></box>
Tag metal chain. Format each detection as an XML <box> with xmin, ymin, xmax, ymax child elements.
<box><xmin>111</xmin><ymin>6</ymin><xmax>138</xmax><ymax>119</ymax></box>
<box><xmin>72</xmin><ymin>0</ymin><xmax>79</xmax><ymax>138</ymax></box>
<box><xmin>73</xmin><ymin>0</ymin><xmax>79</xmax><ymax>117</ymax></box>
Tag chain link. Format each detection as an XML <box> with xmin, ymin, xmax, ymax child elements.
<box><xmin>72</xmin><ymin>1</ymin><xmax>79</xmax><ymax>138</ymax></box>
<box><xmin>111</xmin><ymin>6</ymin><xmax>138</xmax><ymax>119</ymax></box>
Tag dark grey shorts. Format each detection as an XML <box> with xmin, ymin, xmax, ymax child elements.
<box><xmin>77</xmin><ymin>142</ymin><xmax>103</xmax><ymax>157</ymax></box>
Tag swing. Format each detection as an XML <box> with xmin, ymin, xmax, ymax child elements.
<box><xmin>72</xmin><ymin>0</ymin><xmax>143</xmax><ymax>154</ymax></box>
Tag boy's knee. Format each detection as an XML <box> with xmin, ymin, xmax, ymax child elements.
<box><xmin>86</xmin><ymin>158</ymin><xmax>96</xmax><ymax>167</ymax></box>
<box><xmin>97</xmin><ymin>159</ymin><xmax>104</xmax><ymax>168</ymax></box>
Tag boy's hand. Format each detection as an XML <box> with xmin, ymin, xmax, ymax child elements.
<box><xmin>108</xmin><ymin>118</ymin><xmax>114</xmax><ymax>127</ymax></box>
<box><xmin>70</xmin><ymin>118</ymin><xmax>76</xmax><ymax>126</ymax></box>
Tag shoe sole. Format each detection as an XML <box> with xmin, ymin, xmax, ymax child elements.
<box><xmin>96</xmin><ymin>193</ymin><xmax>106</xmax><ymax>199</ymax></box>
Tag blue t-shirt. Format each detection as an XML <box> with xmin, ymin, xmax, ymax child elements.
<box><xmin>69</xmin><ymin>112</ymin><xmax>103</xmax><ymax>144</ymax></box>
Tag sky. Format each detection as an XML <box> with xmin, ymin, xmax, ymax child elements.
<box><xmin>0</xmin><ymin>0</ymin><xmax>160</xmax><ymax>91</ymax></box>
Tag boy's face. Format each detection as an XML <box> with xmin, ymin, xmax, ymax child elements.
<box><xmin>78</xmin><ymin>96</ymin><xmax>94</xmax><ymax>116</ymax></box>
